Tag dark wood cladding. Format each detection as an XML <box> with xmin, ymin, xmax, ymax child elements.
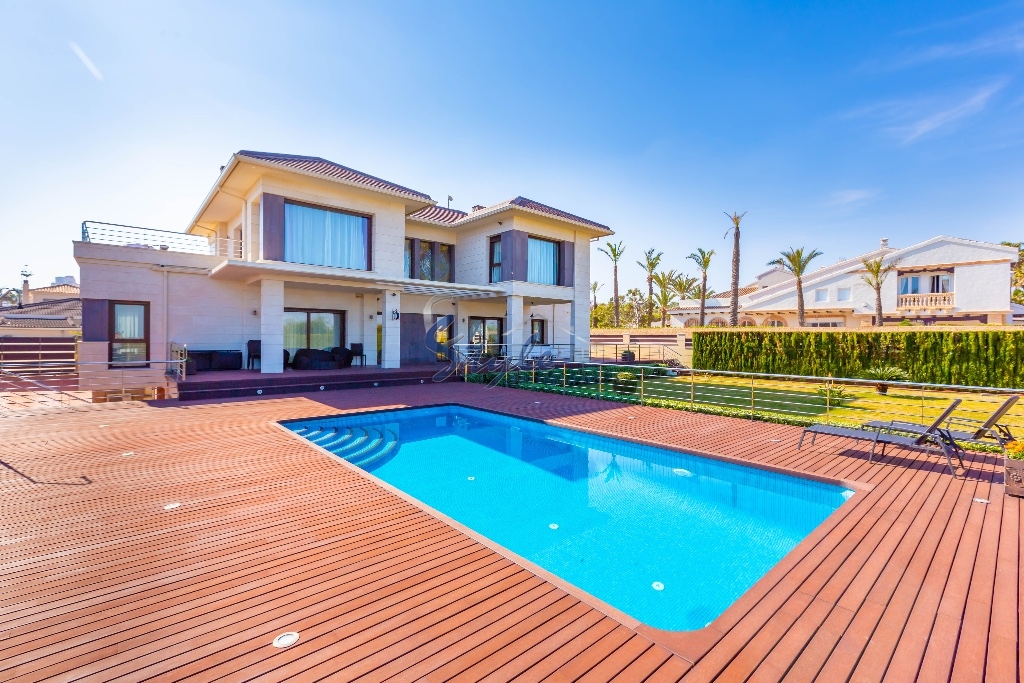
<box><xmin>559</xmin><ymin>240</ymin><xmax>575</xmax><ymax>287</ymax></box>
<box><xmin>499</xmin><ymin>230</ymin><xmax>529</xmax><ymax>282</ymax></box>
<box><xmin>81</xmin><ymin>298</ymin><xmax>109</xmax><ymax>342</ymax></box>
<box><xmin>262</xmin><ymin>193</ymin><xmax>285</xmax><ymax>261</ymax></box>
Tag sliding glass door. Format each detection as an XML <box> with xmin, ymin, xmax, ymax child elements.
<box><xmin>468</xmin><ymin>317</ymin><xmax>503</xmax><ymax>355</ymax></box>
<box><xmin>283</xmin><ymin>308</ymin><xmax>345</xmax><ymax>357</ymax></box>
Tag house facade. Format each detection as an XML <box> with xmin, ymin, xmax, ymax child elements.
<box><xmin>74</xmin><ymin>151</ymin><xmax>609</xmax><ymax>373</ymax></box>
<box><xmin>669</xmin><ymin>237</ymin><xmax>1017</xmax><ymax>328</ymax></box>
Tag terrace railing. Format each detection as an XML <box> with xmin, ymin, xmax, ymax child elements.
<box><xmin>0</xmin><ymin>358</ymin><xmax>185</xmax><ymax>417</ymax></box>
<box><xmin>897</xmin><ymin>292</ymin><xmax>955</xmax><ymax>309</ymax></box>
<box><xmin>81</xmin><ymin>221</ymin><xmax>242</xmax><ymax>258</ymax></box>
<box><xmin>466</xmin><ymin>361</ymin><xmax>1024</xmax><ymax>441</ymax></box>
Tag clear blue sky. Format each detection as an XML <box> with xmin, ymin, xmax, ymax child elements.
<box><xmin>1</xmin><ymin>1</ymin><xmax>1022</xmax><ymax>296</ymax></box>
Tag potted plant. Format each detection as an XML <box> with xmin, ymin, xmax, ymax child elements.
<box><xmin>859</xmin><ymin>364</ymin><xmax>910</xmax><ymax>395</ymax></box>
<box><xmin>1005</xmin><ymin>441</ymin><xmax>1024</xmax><ymax>498</ymax></box>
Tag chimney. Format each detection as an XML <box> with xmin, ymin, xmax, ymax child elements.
<box><xmin>880</xmin><ymin>238</ymin><xmax>890</xmax><ymax>248</ymax></box>
<box><xmin>21</xmin><ymin>277</ymin><xmax>30</xmax><ymax>306</ymax></box>
<box><xmin>471</xmin><ymin>205</ymin><xmax>485</xmax><ymax>212</ymax></box>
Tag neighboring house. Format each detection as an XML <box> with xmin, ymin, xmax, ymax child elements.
<box><xmin>74</xmin><ymin>150</ymin><xmax>610</xmax><ymax>372</ymax></box>
<box><xmin>0</xmin><ymin>297</ymin><xmax>81</xmax><ymax>337</ymax></box>
<box><xmin>21</xmin><ymin>276</ymin><xmax>80</xmax><ymax>304</ymax></box>
<box><xmin>669</xmin><ymin>237</ymin><xmax>1017</xmax><ymax>328</ymax></box>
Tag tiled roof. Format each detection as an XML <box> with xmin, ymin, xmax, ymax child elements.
<box><xmin>31</xmin><ymin>284</ymin><xmax>80</xmax><ymax>295</ymax></box>
<box><xmin>236</xmin><ymin>151</ymin><xmax>433</xmax><ymax>202</ymax></box>
<box><xmin>0</xmin><ymin>298</ymin><xmax>81</xmax><ymax>328</ymax></box>
<box><xmin>407</xmin><ymin>205</ymin><xmax>467</xmax><ymax>225</ymax></box>
<box><xmin>457</xmin><ymin>196</ymin><xmax>611</xmax><ymax>232</ymax></box>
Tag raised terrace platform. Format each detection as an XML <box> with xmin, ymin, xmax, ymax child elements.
<box><xmin>2</xmin><ymin>382</ymin><xmax>1020</xmax><ymax>681</ymax></box>
<box><xmin>177</xmin><ymin>364</ymin><xmax>450</xmax><ymax>401</ymax></box>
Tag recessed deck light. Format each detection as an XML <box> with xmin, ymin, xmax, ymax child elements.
<box><xmin>973</xmin><ymin>498</ymin><xmax>990</xmax><ymax>504</ymax></box>
<box><xmin>319</xmin><ymin>386</ymin><xmax>324</xmax><ymax>391</ymax></box>
<box><xmin>272</xmin><ymin>632</ymin><xmax>299</xmax><ymax>648</ymax></box>
<box><xmin>257</xmin><ymin>389</ymin><xmax>263</xmax><ymax>395</ymax></box>
<box><xmin>549</xmin><ymin>523</ymin><xmax>559</xmax><ymax>529</ymax></box>
<box><xmin>121</xmin><ymin>451</ymin><xmax>134</xmax><ymax>457</ymax></box>
<box><xmin>652</xmin><ymin>582</ymin><xmax>665</xmax><ymax>591</ymax></box>
<box><xmin>99</xmin><ymin>425</ymin><xmax>108</xmax><ymax>428</ymax></box>
<box><xmin>163</xmin><ymin>503</ymin><xmax>181</xmax><ymax>510</ymax></box>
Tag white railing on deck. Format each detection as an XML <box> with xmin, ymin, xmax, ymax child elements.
<box><xmin>81</xmin><ymin>221</ymin><xmax>242</xmax><ymax>258</ymax></box>
<box><xmin>898</xmin><ymin>293</ymin><xmax>955</xmax><ymax>309</ymax></box>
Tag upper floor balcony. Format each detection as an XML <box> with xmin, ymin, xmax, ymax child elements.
<box><xmin>897</xmin><ymin>292</ymin><xmax>955</xmax><ymax>309</ymax></box>
<box><xmin>81</xmin><ymin>222</ymin><xmax>241</xmax><ymax>259</ymax></box>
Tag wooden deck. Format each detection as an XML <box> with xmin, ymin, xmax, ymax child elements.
<box><xmin>1</xmin><ymin>383</ymin><xmax>1019</xmax><ymax>682</ymax></box>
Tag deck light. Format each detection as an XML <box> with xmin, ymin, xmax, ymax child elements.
<box><xmin>973</xmin><ymin>498</ymin><xmax>990</xmax><ymax>504</ymax></box>
<box><xmin>319</xmin><ymin>386</ymin><xmax>324</xmax><ymax>391</ymax></box>
<box><xmin>272</xmin><ymin>632</ymin><xmax>299</xmax><ymax>648</ymax></box>
<box><xmin>257</xmin><ymin>389</ymin><xmax>263</xmax><ymax>395</ymax></box>
<box><xmin>163</xmin><ymin>503</ymin><xmax>181</xmax><ymax>510</ymax></box>
<box><xmin>121</xmin><ymin>451</ymin><xmax>134</xmax><ymax>457</ymax></box>
<box><xmin>652</xmin><ymin>582</ymin><xmax>665</xmax><ymax>591</ymax></box>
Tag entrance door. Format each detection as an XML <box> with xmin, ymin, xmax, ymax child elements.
<box><xmin>468</xmin><ymin>317</ymin><xmax>504</xmax><ymax>355</ymax></box>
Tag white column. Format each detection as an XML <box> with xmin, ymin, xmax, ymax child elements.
<box><xmin>260</xmin><ymin>279</ymin><xmax>284</xmax><ymax>373</ymax></box>
<box><xmin>506</xmin><ymin>295</ymin><xmax>524</xmax><ymax>356</ymax></box>
<box><xmin>569</xmin><ymin>299</ymin><xmax>577</xmax><ymax>360</ymax></box>
<box><xmin>381</xmin><ymin>289</ymin><xmax>401</xmax><ymax>368</ymax></box>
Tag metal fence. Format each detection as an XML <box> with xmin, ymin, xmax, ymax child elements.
<box><xmin>81</xmin><ymin>221</ymin><xmax>242</xmax><ymax>258</ymax></box>
<box><xmin>465</xmin><ymin>361</ymin><xmax>1024</xmax><ymax>440</ymax></box>
<box><xmin>588</xmin><ymin>343</ymin><xmax>686</xmax><ymax>365</ymax></box>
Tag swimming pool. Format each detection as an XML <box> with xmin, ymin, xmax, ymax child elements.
<box><xmin>285</xmin><ymin>405</ymin><xmax>852</xmax><ymax>631</ymax></box>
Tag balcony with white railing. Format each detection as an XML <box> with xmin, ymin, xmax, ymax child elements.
<box><xmin>897</xmin><ymin>292</ymin><xmax>955</xmax><ymax>309</ymax></box>
<box><xmin>80</xmin><ymin>221</ymin><xmax>243</xmax><ymax>259</ymax></box>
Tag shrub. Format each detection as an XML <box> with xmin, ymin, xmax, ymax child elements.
<box><xmin>1006</xmin><ymin>440</ymin><xmax>1024</xmax><ymax>461</ymax></box>
<box><xmin>816</xmin><ymin>383</ymin><xmax>852</xmax><ymax>407</ymax></box>
<box><xmin>859</xmin><ymin>364</ymin><xmax>911</xmax><ymax>395</ymax></box>
<box><xmin>692</xmin><ymin>329</ymin><xmax>1024</xmax><ymax>388</ymax></box>
<box><xmin>614</xmin><ymin>371</ymin><xmax>638</xmax><ymax>394</ymax></box>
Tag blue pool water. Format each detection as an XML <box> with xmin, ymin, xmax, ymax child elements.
<box><xmin>286</xmin><ymin>406</ymin><xmax>851</xmax><ymax>631</ymax></box>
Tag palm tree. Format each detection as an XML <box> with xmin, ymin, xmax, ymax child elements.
<box><xmin>670</xmin><ymin>273</ymin><xmax>699</xmax><ymax>302</ymax></box>
<box><xmin>653</xmin><ymin>288</ymin><xmax>679</xmax><ymax>327</ymax></box>
<box><xmin>636</xmin><ymin>248</ymin><xmax>664</xmax><ymax>327</ymax></box>
<box><xmin>652</xmin><ymin>270</ymin><xmax>678</xmax><ymax>327</ymax></box>
<box><xmin>687</xmin><ymin>248</ymin><xmax>715</xmax><ymax>326</ymax></box>
<box><xmin>724</xmin><ymin>211</ymin><xmax>746</xmax><ymax>326</ymax></box>
<box><xmin>598</xmin><ymin>241</ymin><xmax>625</xmax><ymax>327</ymax></box>
<box><xmin>590</xmin><ymin>281</ymin><xmax>602</xmax><ymax>326</ymax></box>
<box><xmin>767</xmin><ymin>247</ymin><xmax>824</xmax><ymax>327</ymax></box>
<box><xmin>861</xmin><ymin>256</ymin><xmax>900</xmax><ymax>327</ymax></box>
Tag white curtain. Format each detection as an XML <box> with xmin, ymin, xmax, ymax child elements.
<box><xmin>113</xmin><ymin>304</ymin><xmax>145</xmax><ymax>339</ymax></box>
<box><xmin>284</xmin><ymin>203</ymin><xmax>368</xmax><ymax>270</ymax></box>
<box><xmin>527</xmin><ymin>238</ymin><xmax>558</xmax><ymax>285</ymax></box>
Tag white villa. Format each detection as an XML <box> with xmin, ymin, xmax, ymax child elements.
<box><xmin>669</xmin><ymin>237</ymin><xmax>1018</xmax><ymax>328</ymax></box>
<box><xmin>74</xmin><ymin>150</ymin><xmax>609</xmax><ymax>374</ymax></box>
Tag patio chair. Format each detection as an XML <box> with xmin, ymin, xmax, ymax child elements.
<box><xmin>246</xmin><ymin>340</ymin><xmax>261</xmax><ymax>370</ymax></box>
<box><xmin>798</xmin><ymin>399</ymin><xmax>965</xmax><ymax>476</ymax></box>
<box><xmin>868</xmin><ymin>394</ymin><xmax>1018</xmax><ymax>451</ymax></box>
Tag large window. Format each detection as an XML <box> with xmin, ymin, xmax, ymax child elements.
<box><xmin>527</xmin><ymin>237</ymin><xmax>559</xmax><ymax>285</ymax></box>
<box><xmin>489</xmin><ymin>236</ymin><xmax>502</xmax><ymax>283</ymax></box>
<box><xmin>930</xmin><ymin>274</ymin><xmax>952</xmax><ymax>293</ymax></box>
<box><xmin>283</xmin><ymin>308</ymin><xmax>345</xmax><ymax>357</ymax></box>
<box><xmin>109</xmin><ymin>302</ymin><xmax>148</xmax><ymax>364</ymax></box>
<box><xmin>899</xmin><ymin>276</ymin><xmax>920</xmax><ymax>295</ymax></box>
<box><xmin>284</xmin><ymin>201</ymin><xmax>369</xmax><ymax>270</ymax></box>
<box><xmin>404</xmin><ymin>238</ymin><xmax>453</xmax><ymax>281</ymax></box>
<box><xmin>468</xmin><ymin>316</ymin><xmax>503</xmax><ymax>354</ymax></box>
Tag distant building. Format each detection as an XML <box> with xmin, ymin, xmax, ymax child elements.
<box><xmin>0</xmin><ymin>297</ymin><xmax>81</xmax><ymax>337</ymax></box>
<box><xmin>669</xmin><ymin>237</ymin><xmax>1017</xmax><ymax>328</ymax></box>
<box><xmin>21</xmin><ymin>276</ymin><xmax>80</xmax><ymax>304</ymax></box>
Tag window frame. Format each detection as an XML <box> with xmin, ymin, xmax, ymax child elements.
<box><xmin>526</xmin><ymin>235</ymin><xmax>561</xmax><ymax>285</ymax></box>
<box><xmin>530</xmin><ymin>318</ymin><xmax>546</xmax><ymax>344</ymax></box>
<box><xmin>283</xmin><ymin>199</ymin><xmax>373</xmax><ymax>271</ymax></box>
<box><xmin>283</xmin><ymin>307</ymin><xmax>347</xmax><ymax>352</ymax></box>
<box><xmin>814</xmin><ymin>288</ymin><xmax>829</xmax><ymax>303</ymax></box>
<box><xmin>489</xmin><ymin>235</ymin><xmax>502</xmax><ymax>283</ymax></box>
<box><xmin>108</xmin><ymin>300</ymin><xmax>150</xmax><ymax>367</ymax></box>
<box><xmin>837</xmin><ymin>287</ymin><xmax>852</xmax><ymax>302</ymax></box>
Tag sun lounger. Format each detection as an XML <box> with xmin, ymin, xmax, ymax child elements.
<box><xmin>799</xmin><ymin>399</ymin><xmax>964</xmax><ymax>476</ymax></box>
<box><xmin>865</xmin><ymin>395</ymin><xmax>1018</xmax><ymax>451</ymax></box>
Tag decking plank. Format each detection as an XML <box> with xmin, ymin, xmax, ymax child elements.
<box><xmin>0</xmin><ymin>382</ymin><xmax>1016</xmax><ymax>683</ymax></box>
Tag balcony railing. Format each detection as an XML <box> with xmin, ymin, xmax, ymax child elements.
<box><xmin>81</xmin><ymin>221</ymin><xmax>242</xmax><ymax>258</ymax></box>
<box><xmin>897</xmin><ymin>292</ymin><xmax>955</xmax><ymax>309</ymax></box>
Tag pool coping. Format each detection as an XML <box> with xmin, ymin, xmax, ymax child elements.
<box><xmin>274</xmin><ymin>401</ymin><xmax>874</xmax><ymax>665</ymax></box>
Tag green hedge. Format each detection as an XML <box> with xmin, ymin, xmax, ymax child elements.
<box><xmin>692</xmin><ymin>330</ymin><xmax>1024</xmax><ymax>388</ymax></box>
